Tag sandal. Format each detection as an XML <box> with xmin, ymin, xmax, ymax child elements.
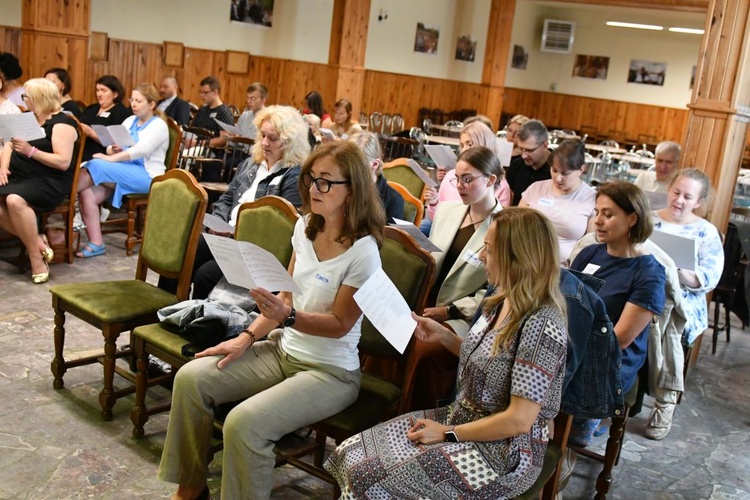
<box><xmin>40</xmin><ymin>234</ymin><xmax>54</xmax><ymax>263</ymax></box>
<box><xmin>76</xmin><ymin>242</ymin><xmax>106</xmax><ymax>258</ymax></box>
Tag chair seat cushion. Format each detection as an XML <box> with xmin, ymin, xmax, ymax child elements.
<box><xmin>317</xmin><ymin>373</ymin><xmax>401</xmax><ymax>434</ymax></box>
<box><xmin>50</xmin><ymin>281</ymin><xmax>178</xmax><ymax>323</ymax></box>
<box><xmin>133</xmin><ymin>322</ymin><xmax>191</xmax><ymax>361</ymax></box>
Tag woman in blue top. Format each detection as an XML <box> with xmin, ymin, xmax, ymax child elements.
<box><xmin>76</xmin><ymin>83</ymin><xmax>169</xmax><ymax>258</ymax></box>
<box><xmin>569</xmin><ymin>181</ymin><xmax>666</xmax><ymax>446</ymax></box>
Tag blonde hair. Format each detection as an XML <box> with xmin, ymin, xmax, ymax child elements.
<box><xmin>348</xmin><ymin>131</ymin><xmax>383</xmax><ymax>175</ymax></box>
<box><xmin>460</xmin><ymin>121</ymin><xmax>499</xmax><ymax>155</ymax></box>
<box><xmin>484</xmin><ymin>208</ymin><xmax>566</xmax><ymax>354</ymax></box>
<box><xmin>133</xmin><ymin>82</ymin><xmax>166</xmax><ymax>121</ymax></box>
<box><xmin>251</xmin><ymin>105</ymin><xmax>311</xmax><ymax>168</ymax></box>
<box><xmin>24</xmin><ymin>78</ymin><xmax>61</xmax><ymax>115</ymax></box>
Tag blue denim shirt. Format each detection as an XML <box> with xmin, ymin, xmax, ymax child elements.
<box><xmin>559</xmin><ymin>269</ymin><xmax>624</xmax><ymax>419</ymax></box>
<box><xmin>474</xmin><ymin>271</ymin><xmax>624</xmax><ymax>419</ymax></box>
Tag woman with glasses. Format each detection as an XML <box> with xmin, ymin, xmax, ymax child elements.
<box><xmin>158</xmin><ymin>141</ymin><xmax>385</xmax><ymax>500</ymax></box>
<box><xmin>505</xmin><ymin>114</ymin><xmax>530</xmax><ymax>158</ymax></box>
<box><xmin>408</xmin><ymin>146</ymin><xmax>503</xmax><ymax>410</ymax></box>
<box><xmin>0</xmin><ymin>78</ymin><xmax>80</xmax><ymax>283</ymax></box>
<box><xmin>159</xmin><ymin>105</ymin><xmax>310</xmax><ymax>298</ymax></box>
<box><xmin>519</xmin><ymin>138</ymin><xmax>595</xmax><ymax>263</ymax></box>
<box><xmin>79</xmin><ymin>75</ymin><xmax>132</xmax><ymax>161</ymax></box>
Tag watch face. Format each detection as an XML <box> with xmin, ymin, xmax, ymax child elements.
<box><xmin>445</xmin><ymin>430</ymin><xmax>458</xmax><ymax>442</ymax></box>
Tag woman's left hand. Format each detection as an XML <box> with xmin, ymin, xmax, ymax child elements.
<box><xmin>406</xmin><ymin>418</ymin><xmax>451</xmax><ymax>445</ymax></box>
<box><xmin>10</xmin><ymin>138</ymin><xmax>32</xmax><ymax>157</ymax></box>
<box><xmin>250</xmin><ymin>287</ymin><xmax>290</xmax><ymax>323</ymax></box>
<box><xmin>423</xmin><ymin>306</ymin><xmax>449</xmax><ymax>323</ymax></box>
<box><xmin>92</xmin><ymin>152</ymin><xmax>111</xmax><ymax>161</ymax></box>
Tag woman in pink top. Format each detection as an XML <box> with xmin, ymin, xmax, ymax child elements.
<box><xmin>519</xmin><ymin>139</ymin><xmax>595</xmax><ymax>262</ymax></box>
<box><xmin>425</xmin><ymin>121</ymin><xmax>511</xmax><ymax>222</ymax></box>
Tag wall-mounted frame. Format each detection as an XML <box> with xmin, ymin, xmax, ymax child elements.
<box><xmin>89</xmin><ymin>32</ymin><xmax>109</xmax><ymax>61</ymax></box>
<box><xmin>163</xmin><ymin>41</ymin><xmax>185</xmax><ymax>68</ymax></box>
<box><xmin>226</xmin><ymin>50</ymin><xmax>250</xmax><ymax>74</ymax></box>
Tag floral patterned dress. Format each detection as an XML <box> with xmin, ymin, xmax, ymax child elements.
<box><xmin>324</xmin><ymin>304</ymin><xmax>567</xmax><ymax>499</ymax></box>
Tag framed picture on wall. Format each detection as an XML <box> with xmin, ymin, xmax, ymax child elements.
<box><xmin>512</xmin><ymin>45</ymin><xmax>528</xmax><ymax>70</ymax></box>
<box><xmin>455</xmin><ymin>35</ymin><xmax>476</xmax><ymax>62</ymax></box>
<box><xmin>572</xmin><ymin>54</ymin><xmax>609</xmax><ymax>80</ymax></box>
<box><xmin>414</xmin><ymin>23</ymin><xmax>440</xmax><ymax>54</ymax></box>
<box><xmin>627</xmin><ymin>60</ymin><xmax>667</xmax><ymax>86</ymax></box>
<box><xmin>230</xmin><ymin>0</ymin><xmax>274</xmax><ymax>28</ymax></box>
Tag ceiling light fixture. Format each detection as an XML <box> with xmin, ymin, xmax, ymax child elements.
<box><xmin>606</xmin><ymin>21</ymin><xmax>664</xmax><ymax>31</ymax></box>
<box><xmin>669</xmin><ymin>27</ymin><xmax>705</xmax><ymax>34</ymax></box>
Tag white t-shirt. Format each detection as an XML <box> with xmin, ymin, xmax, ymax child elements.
<box><xmin>280</xmin><ymin>216</ymin><xmax>381</xmax><ymax>371</ymax></box>
<box><xmin>522</xmin><ymin>179</ymin><xmax>596</xmax><ymax>262</ymax></box>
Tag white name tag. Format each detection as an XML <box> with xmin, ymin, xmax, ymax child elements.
<box><xmin>582</xmin><ymin>263</ymin><xmax>601</xmax><ymax>275</ymax></box>
<box><xmin>470</xmin><ymin>314</ymin><xmax>489</xmax><ymax>334</ymax></box>
<box><xmin>99</xmin><ymin>111</ymin><xmax>110</xmax><ymax>118</ymax></box>
<box><xmin>209</xmin><ymin>112</ymin><xmax>217</xmax><ymax>118</ymax></box>
<box><xmin>538</xmin><ymin>198</ymin><xmax>554</xmax><ymax>207</ymax></box>
<box><xmin>464</xmin><ymin>250</ymin><xmax>482</xmax><ymax>268</ymax></box>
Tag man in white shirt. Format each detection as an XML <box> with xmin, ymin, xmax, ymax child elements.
<box><xmin>157</xmin><ymin>76</ymin><xmax>191</xmax><ymax>126</ymax></box>
<box><xmin>634</xmin><ymin>141</ymin><xmax>681</xmax><ymax>193</ymax></box>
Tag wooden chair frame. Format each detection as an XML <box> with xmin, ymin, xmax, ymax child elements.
<box><xmin>382</xmin><ymin>157</ymin><xmax>428</xmax><ymax>203</ymax></box>
<box><xmin>50</xmin><ymin>170</ymin><xmax>207</xmax><ymax>420</ymax></box>
<box><xmin>387</xmin><ymin>180</ymin><xmax>424</xmax><ymax>226</ymax></box>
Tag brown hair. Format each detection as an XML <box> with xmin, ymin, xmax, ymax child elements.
<box><xmin>456</xmin><ymin>145</ymin><xmax>504</xmax><ymax>185</ymax></box>
<box><xmin>552</xmin><ymin>139</ymin><xmax>586</xmax><ymax>172</ymax></box>
<box><xmin>300</xmin><ymin>141</ymin><xmax>385</xmax><ymax>246</ymax></box>
<box><xmin>133</xmin><ymin>82</ymin><xmax>166</xmax><ymax>121</ymax></box>
<box><xmin>596</xmin><ymin>181</ymin><xmax>653</xmax><ymax>244</ymax></box>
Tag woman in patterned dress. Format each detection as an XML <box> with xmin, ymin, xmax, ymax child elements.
<box><xmin>325</xmin><ymin>208</ymin><xmax>568</xmax><ymax>499</ymax></box>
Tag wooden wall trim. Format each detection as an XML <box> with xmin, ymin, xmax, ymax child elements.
<box><xmin>552</xmin><ymin>0</ymin><xmax>708</xmax><ymax>13</ymax></box>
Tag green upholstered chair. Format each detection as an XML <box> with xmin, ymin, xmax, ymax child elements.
<box><xmin>382</xmin><ymin>158</ymin><xmax>427</xmax><ymax>203</ymax></box>
<box><xmin>129</xmin><ymin>196</ymin><xmax>299</xmax><ymax>438</ymax></box>
<box><xmin>49</xmin><ymin>169</ymin><xmax>207</xmax><ymax>420</ymax></box>
<box><xmin>103</xmin><ymin>117</ymin><xmax>183</xmax><ymax>255</ymax></box>
<box><xmin>278</xmin><ymin>226</ymin><xmax>436</xmax><ymax>497</ymax></box>
<box><xmin>387</xmin><ymin>180</ymin><xmax>424</xmax><ymax>227</ymax></box>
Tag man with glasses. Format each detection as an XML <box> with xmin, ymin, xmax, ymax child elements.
<box><xmin>235</xmin><ymin>82</ymin><xmax>268</xmax><ymax>140</ymax></box>
<box><xmin>186</xmin><ymin>76</ymin><xmax>235</xmax><ymax>181</ymax></box>
<box><xmin>505</xmin><ymin>119</ymin><xmax>552</xmax><ymax>206</ymax></box>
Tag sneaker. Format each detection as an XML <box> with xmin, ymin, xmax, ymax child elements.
<box><xmin>147</xmin><ymin>355</ymin><xmax>173</xmax><ymax>375</ymax></box>
<box><xmin>644</xmin><ymin>401</ymin><xmax>676</xmax><ymax>440</ymax></box>
<box><xmin>100</xmin><ymin>207</ymin><xmax>110</xmax><ymax>223</ymax></box>
<box><xmin>72</xmin><ymin>210</ymin><xmax>85</xmax><ymax>232</ymax></box>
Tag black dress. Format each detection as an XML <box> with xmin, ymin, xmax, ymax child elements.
<box><xmin>0</xmin><ymin>112</ymin><xmax>80</xmax><ymax>211</ymax></box>
<box><xmin>79</xmin><ymin>102</ymin><xmax>132</xmax><ymax>160</ymax></box>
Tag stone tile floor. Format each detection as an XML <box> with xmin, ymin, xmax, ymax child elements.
<box><xmin>0</xmin><ymin>233</ymin><xmax>748</xmax><ymax>499</ymax></box>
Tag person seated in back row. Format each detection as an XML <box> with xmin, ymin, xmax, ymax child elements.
<box><xmin>185</xmin><ymin>76</ymin><xmax>234</xmax><ymax>181</ymax></box>
<box><xmin>158</xmin><ymin>105</ymin><xmax>310</xmax><ymax>299</ymax></box>
<box><xmin>157</xmin><ymin>76</ymin><xmax>191</xmax><ymax>126</ymax></box>
<box><xmin>349</xmin><ymin>130</ymin><xmax>403</xmax><ymax>223</ymax></box>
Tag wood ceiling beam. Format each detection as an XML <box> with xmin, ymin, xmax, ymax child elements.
<box><xmin>550</xmin><ymin>0</ymin><xmax>708</xmax><ymax>14</ymax></box>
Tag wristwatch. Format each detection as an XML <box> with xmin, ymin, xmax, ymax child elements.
<box><xmin>282</xmin><ymin>307</ymin><xmax>297</xmax><ymax>327</ymax></box>
<box><xmin>447</xmin><ymin>303</ymin><xmax>461</xmax><ymax>320</ymax></box>
<box><xmin>444</xmin><ymin>427</ymin><xmax>460</xmax><ymax>443</ymax></box>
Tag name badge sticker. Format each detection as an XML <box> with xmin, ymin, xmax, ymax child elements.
<box><xmin>99</xmin><ymin>111</ymin><xmax>110</xmax><ymax>118</ymax></box>
<box><xmin>582</xmin><ymin>263</ymin><xmax>601</xmax><ymax>275</ymax></box>
<box><xmin>538</xmin><ymin>198</ymin><xmax>554</xmax><ymax>207</ymax></box>
<box><xmin>209</xmin><ymin>112</ymin><xmax>217</xmax><ymax>118</ymax></box>
<box><xmin>464</xmin><ymin>250</ymin><xmax>482</xmax><ymax>268</ymax></box>
<box><xmin>313</xmin><ymin>272</ymin><xmax>331</xmax><ymax>286</ymax></box>
<box><xmin>469</xmin><ymin>314</ymin><xmax>488</xmax><ymax>334</ymax></box>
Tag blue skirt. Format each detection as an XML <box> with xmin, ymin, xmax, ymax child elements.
<box><xmin>84</xmin><ymin>159</ymin><xmax>152</xmax><ymax>208</ymax></box>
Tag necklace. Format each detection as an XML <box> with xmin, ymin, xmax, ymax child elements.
<box><xmin>467</xmin><ymin>210</ymin><xmax>483</xmax><ymax>226</ymax></box>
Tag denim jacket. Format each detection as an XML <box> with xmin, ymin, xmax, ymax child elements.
<box><xmin>474</xmin><ymin>271</ymin><xmax>624</xmax><ymax>419</ymax></box>
<box><xmin>559</xmin><ymin>269</ymin><xmax>625</xmax><ymax>419</ymax></box>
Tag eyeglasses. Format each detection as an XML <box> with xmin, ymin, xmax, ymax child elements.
<box><xmin>519</xmin><ymin>142</ymin><xmax>544</xmax><ymax>155</ymax></box>
<box><xmin>199</xmin><ymin>89</ymin><xmax>215</xmax><ymax>95</ymax></box>
<box><xmin>20</xmin><ymin>94</ymin><xmax>28</xmax><ymax>100</ymax></box>
<box><xmin>449</xmin><ymin>175</ymin><xmax>484</xmax><ymax>187</ymax></box>
<box><xmin>301</xmin><ymin>172</ymin><xmax>350</xmax><ymax>193</ymax></box>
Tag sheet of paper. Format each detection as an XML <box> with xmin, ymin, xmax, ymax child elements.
<box><xmin>353</xmin><ymin>268</ymin><xmax>417</xmax><ymax>354</ymax></box>
<box><xmin>106</xmin><ymin>124</ymin><xmax>135</xmax><ymax>147</ymax></box>
<box><xmin>648</xmin><ymin>230</ymin><xmax>697</xmax><ymax>271</ymax></box>
<box><xmin>203</xmin><ymin>213</ymin><xmax>234</xmax><ymax>234</ymax></box>
<box><xmin>319</xmin><ymin>128</ymin><xmax>335</xmax><ymax>139</ymax></box>
<box><xmin>406</xmin><ymin>159</ymin><xmax>438</xmax><ymax>188</ymax></box>
<box><xmin>495</xmin><ymin>139</ymin><xmax>514</xmax><ymax>167</ymax></box>
<box><xmin>214</xmin><ymin>118</ymin><xmax>240</xmax><ymax>136</ymax></box>
<box><xmin>0</xmin><ymin>112</ymin><xmax>45</xmax><ymax>142</ymax></box>
<box><xmin>389</xmin><ymin>223</ymin><xmax>443</xmax><ymax>253</ymax></box>
<box><xmin>424</xmin><ymin>144</ymin><xmax>457</xmax><ymax>170</ymax></box>
<box><xmin>203</xmin><ymin>234</ymin><xmax>301</xmax><ymax>293</ymax></box>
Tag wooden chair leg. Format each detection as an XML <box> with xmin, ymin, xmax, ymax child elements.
<box><xmin>712</xmin><ymin>298</ymin><xmax>721</xmax><ymax>355</ymax></box>
<box><xmin>130</xmin><ymin>336</ymin><xmax>149</xmax><ymax>439</ymax></box>
<box><xmin>126</xmin><ymin>201</ymin><xmax>137</xmax><ymax>256</ymax></box>
<box><xmin>98</xmin><ymin>330</ymin><xmax>121</xmax><ymax>421</ymax></box>
<box><xmin>724</xmin><ymin>299</ymin><xmax>731</xmax><ymax>344</ymax></box>
<box><xmin>51</xmin><ymin>302</ymin><xmax>67</xmax><ymax>390</ymax></box>
<box><xmin>594</xmin><ymin>409</ymin><xmax>630</xmax><ymax>499</ymax></box>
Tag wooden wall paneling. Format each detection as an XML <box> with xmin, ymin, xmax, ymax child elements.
<box><xmin>0</xmin><ymin>26</ymin><xmax>21</xmax><ymax>54</ymax></box>
<box><xmin>24</xmin><ymin>0</ymin><xmax>90</xmax><ymax>36</ymax></box>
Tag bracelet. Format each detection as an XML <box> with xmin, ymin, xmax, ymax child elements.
<box><xmin>27</xmin><ymin>147</ymin><xmax>37</xmax><ymax>158</ymax></box>
<box><xmin>242</xmin><ymin>329</ymin><xmax>256</xmax><ymax>344</ymax></box>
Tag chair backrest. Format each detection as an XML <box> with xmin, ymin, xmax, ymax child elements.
<box><xmin>234</xmin><ymin>196</ymin><xmax>300</xmax><ymax>269</ymax></box>
<box><xmin>136</xmin><ymin>170</ymin><xmax>208</xmax><ymax>300</ymax></box>
<box><xmin>177</xmin><ymin>126</ymin><xmax>215</xmax><ymax>175</ymax></box>
<box><xmin>228</xmin><ymin>104</ymin><xmax>241</xmax><ymax>122</ymax></box>
<box><xmin>382</xmin><ymin>158</ymin><xmax>426</xmax><ymax>201</ymax></box>
<box><xmin>369</xmin><ymin>112</ymin><xmax>382</xmax><ymax>135</ymax></box>
<box><xmin>164</xmin><ymin>117</ymin><xmax>183</xmax><ymax>171</ymax></box>
<box><xmin>718</xmin><ymin>222</ymin><xmax>744</xmax><ymax>291</ymax></box>
<box><xmin>381</xmin><ymin>137</ymin><xmax>419</xmax><ymax>163</ymax></box>
<box><xmin>358</xmin><ymin>226</ymin><xmax>435</xmax><ymax>361</ymax></box>
<box><xmin>65</xmin><ymin>121</ymin><xmax>87</xmax><ymax>218</ymax></box>
<box><xmin>381</xmin><ymin>114</ymin><xmax>393</xmax><ymax>136</ymax></box>
<box><xmin>387</xmin><ymin>180</ymin><xmax>424</xmax><ymax>226</ymax></box>
<box><xmin>391</xmin><ymin>114</ymin><xmax>405</xmax><ymax>134</ymax></box>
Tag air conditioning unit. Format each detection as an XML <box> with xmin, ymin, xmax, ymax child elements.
<box><xmin>541</xmin><ymin>19</ymin><xmax>575</xmax><ymax>54</ymax></box>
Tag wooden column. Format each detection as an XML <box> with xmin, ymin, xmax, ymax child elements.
<box><xmin>328</xmin><ymin>0</ymin><xmax>371</xmax><ymax>117</ymax></box>
<box><xmin>20</xmin><ymin>0</ymin><xmax>91</xmax><ymax>100</ymax></box>
<box><xmin>478</xmin><ymin>0</ymin><xmax>516</xmax><ymax>127</ymax></box>
<box><xmin>682</xmin><ymin>0</ymin><xmax>750</xmax><ymax>230</ymax></box>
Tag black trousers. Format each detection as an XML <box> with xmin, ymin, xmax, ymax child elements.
<box><xmin>157</xmin><ymin>235</ymin><xmax>224</xmax><ymax>299</ymax></box>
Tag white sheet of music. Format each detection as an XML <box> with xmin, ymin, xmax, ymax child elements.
<box><xmin>495</xmin><ymin>139</ymin><xmax>514</xmax><ymax>167</ymax></box>
<box><xmin>203</xmin><ymin>213</ymin><xmax>234</xmax><ymax>234</ymax></box>
<box><xmin>0</xmin><ymin>112</ymin><xmax>45</xmax><ymax>142</ymax></box>
<box><xmin>648</xmin><ymin>230</ymin><xmax>696</xmax><ymax>271</ymax></box>
<box><xmin>92</xmin><ymin>124</ymin><xmax>135</xmax><ymax>147</ymax></box>
<box><xmin>353</xmin><ymin>268</ymin><xmax>416</xmax><ymax>354</ymax></box>
<box><xmin>389</xmin><ymin>221</ymin><xmax>443</xmax><ymax>253</ymax></box>
<box><xmin>406</xmin><ymin>159</ymin><xmax>438</xmax><ymax>188</ymax></box>
<box><xmin>424</xmin><ymin>144</ymin><xmax>456</xmax><ymax>170</ymax></box>
<box><xmin>214</xmin><ymin>118</ymin><xmax>240</xmax><ymax>136</ymax></box>
<box><xmin>203</xmin><ymin>233</ymin><xmax>300</xmax><ymax>293</ymax></box>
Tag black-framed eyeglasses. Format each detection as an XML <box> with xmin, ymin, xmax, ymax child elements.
<box><xmin>449</xmin><ymin>175</ymin><xmax>484</xmax><ymax>187</ymax></box>
<box><xmin>301</xmin><ymin>172</ymin><xmax>350</xmax><ymax>193</ymax></box>
<box><xmin>519</xmin><ymin>142</ymin><xmax>544</xmax><ymax>155</ymax></box>
<box><xmin>20</xmin><ymin>94</ymin><xmax>28</xmax><ymax>100</ymax></box>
